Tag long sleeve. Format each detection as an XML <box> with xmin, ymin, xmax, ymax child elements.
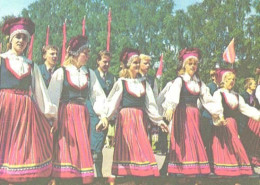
<box><xmin>89</xmin><ymin>69</ymin><xmax>107</xmax><ymax>119</ymax></box>
<box><xmin>161</xmin><ymin>77</ymin><xmax>182</xmax><ymax>114</ymax></box>
<box><xmin>153</xmin><ymin>78</ymin><xmax>159</xmax><ymax>99</ymax></box>
<box><xmin>156</xmin><ymin>80</ymin><xmax>174</xmax><ymax>115</ymax></box>
<box><xmin>47</xmin><ymin>68</ymin><xmax>64</xmax><ymax>119</ymax></box>
<box><xmin>238</xmin><ymin>94</ymin><xmax>260</xmax><ymax>121</ymax></box>
<box><xmin>256</xmin><ymin>85</ymin><xmax>260</xmax><ymax>104</ymax></box>
<box><xmin>199</xmin><ymin>81</ymin><xmax>222</xmax><ymax>116</ymax></box>
<box><xmin>31</xmin><ymin>63</ymin><xmax>57</xmax><ymax>119</ymax></box>
<box><xmin>145</xmin><ymin>81</ymin><xmax>164</xmax><ymax>125</ymax></box>
<box><xmin>106</xmin><ymin>79</ymin><xmax>123</xmax><ymax>120</ymax></box>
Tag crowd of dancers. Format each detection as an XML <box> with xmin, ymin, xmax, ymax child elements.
<box><xmin>0</xmin><ymin>17</ymin><xmax>259</xmax><ymax>185</ymax></box>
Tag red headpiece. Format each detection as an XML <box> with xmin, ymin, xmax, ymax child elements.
<box><xmin>179</xmin><ymin>48</ymin><xmax>201</xmax><ymax>67</ymax></box>
<box><xmin>2</xmin><ymin>17</ymin><xmax>35</xmax><ymax>42</ymax></box>
<box><xmin>215</xmin><ymin>68</ymin><xmax>236</xmax><ymax>85</ymax></box>
<box><xmin>68</xmin><ymin>35</ymin><xmax>88</xmax><ymax>56</ymax></box>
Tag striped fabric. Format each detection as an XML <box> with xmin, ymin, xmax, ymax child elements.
<box><xmin>0</xmin><ymin>89</ymin><xmax>52</xmax><ymax>182</ymax></box>
<box><xmin>52</xmin><ymin>103</ymin><xmax>94</xmax><ymax>184</ymax></box>
<box><xmin>168</xmin><ymin>107</ymin><xmax>210</xmax><ymax>175</ymax></box>
<box><xmin>112</xmin><ymin>108</ymin><xmax>159</xmax><ymax>176</ymax></box>
<box><xmin>223</xmin><ymin>38</ymin><xmax>236</xmax><ymax>64</ymax></box>
<box><xmin>241</xmin><ymin>118</ymin><xmax>260</xmax><ymax>168</ymax></box>
<box><xmin>212</xmin><ymin>118</ymin><xmax>253</xmax><ymax>176</ymax></box>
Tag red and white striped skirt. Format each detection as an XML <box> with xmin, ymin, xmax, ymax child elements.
<box><xmin>212</xmin><ymin>117</ymin><xmax>253</xmax><ymax>176</ymax></box>
<box><xmin>52</xmin><ymin>102</ymin><xmax>94</xmax><ymax>184</ymax></box>
<box><xmin>0</xmin><ymin>89</ymin><xmax>52</xmax><ymax>182</ymax></box>
<box><xmin>168</xmin><ymin>107</ymin><xmax>210</xmax><ymax>175</ymax></box>
<box><xmin>112</xmin><ymin>108</ymin><xmax>159</xmax><ymax>177</ymax></box>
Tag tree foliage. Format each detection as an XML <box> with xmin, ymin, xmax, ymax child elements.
<box><xmin>0</xmin><ymin>0</ymin><xmax>259</xmax><ymax>92</ymax></box>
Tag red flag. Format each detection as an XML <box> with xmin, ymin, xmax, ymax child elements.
<box><xmin>27</xmin><ymin>34</ymin><xmax>34</xmax><ymax>60</ymax></box>
<box><xmin>106</xmin><ymin>8</ymin><xmax>112</xmax><ymax>51</ymax></box>
<box><xmin>61</xmin><ymin>21</ymin><xmax>67</xmax><ymax>66</ymax></box>
<box><xmin>45</xmin><ymin>25</ymin><xmax>50</xmax><ymax>46</ymax></box>
<box><xmin>82</xmin><ymin>16</ymin><xmax>86</xmax><ymax>36</ymax></box>
<box><xmin>156</xmin><ymin>53</ymin><xmax>164</xmax><ymax>79</ymax></box>
<box><xmin>0</xmin><ymin>43</ymin><xmax>2</xmax><ymax>53</ymax></box>
<box><xmin>223</xmin><ymin>38</ymin><xmax>235</xmax><ymax>64</ymax></box>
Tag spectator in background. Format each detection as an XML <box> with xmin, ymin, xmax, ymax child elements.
<box><xmin>86</xmin><ymin>50</ymin><xmax>116</xmax><ymax>177</ymax></box>
<box><xmin>38</xmin><ymin>45</ymin><xmax>59</xmax><ymax>87</ymax></box>
<box><xmin>241</xmin><ymin>77</ymin><xmax>260</xmax><ymax>174</ymax></box>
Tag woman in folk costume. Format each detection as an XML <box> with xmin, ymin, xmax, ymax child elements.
<box><xmin>240</xmin><ymin>78</ymin><xmax>260</xmax><ymax>174</ymax></box>
<box><xmin>105</xmin><ymin>48</ymin><xmax>168</xmax><ymax>177</ymax></box>
<box><xmin>212</xmin><ymin>69</ymin><xmax>260</xmax><ymax>176</ymax></box>
<box><xmin>48</xmin><ymin>35</ymin><xmax>107</xmax><ymax>184</ymax></box>
<box><xmin>0</xmin><ymin>17</ymin><xmax>56</xmax><ymax>183</ymax></box>
<box><xmin>161</xmin><ymin>48</ymin><xmax>224</xmax><ymax>175</ymax></box>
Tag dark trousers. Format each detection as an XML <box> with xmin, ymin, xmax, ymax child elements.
<box><xmin>91</xmin><ymin>150</ymin><xmax>103</xmax><ymax>177</ymax></box>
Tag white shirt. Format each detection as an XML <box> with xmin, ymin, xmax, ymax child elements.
<box><xmin>161</xmin><ymin>73</ymin><xmax>222</xmax><ymax>117</ymax></box>
<box><xmin>48</xmin><ymin>64</ymin><xmax>107</xmax><ymax>119</ymax></box>
<box><xmin>256</xmin><ymin>85</ymin><xmax>260</xmax><ymax>104</ymax></box>
<box><xmin>0</xmin><ymin>50</ymin><xmax>57</xmax><ymax>119</ymax></box>
<box><xmin>106</xmin><ymin>77</ymin><xmax>164</xmax><ymax>126</ymax></box>
<box><xmin>213</xmin><ymin>88</ymin><xmax>260</xmax><ymax>121</ymax></box>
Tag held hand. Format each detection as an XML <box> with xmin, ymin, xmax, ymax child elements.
<box><xmin>165</xmin><ymin>109</ymin><xmax>174</xmax><ymax>122</ymax></box>
<box><xmin>220</xmin><ymin>118</ymin><xmax>228</xmax><ymax>126</ymax></box>
<box><xmin>50</xmin><ymin>120</ymin><xmax>58</xmax><ymax>134</ymax></box>
<box><xmin>96</xmin><ymin>117</ymin><xmax>108</xmax><ymax>132</ymax></box>
<box><xmin>160</xmin><ymin>122</ymin><xmax>169</xmax><ymax>133</ymax></box>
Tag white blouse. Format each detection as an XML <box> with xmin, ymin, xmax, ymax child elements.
<box><xmin>106</xmin><ymin>77</ymin><xmax>164</xmax><ymax>126</ymax></box>
<box><xmin>161</xmin><ymin>73</ymin><xmax>222</xmax><ymax>116</ymax></box>
<box><xmin>213</xmin><ymin>88</ymin><xmax>260</xmax><ymax>121</ymax></box>
<box><xmin>0</xmin><ymin>50</ymin><xmax>57</xmax><ymax>119</ymax></box>
<box><xmin>256</xmin><ymin>85</ymin><xmax>260</xmax><ymax>104</ymax></box>
<box><xmin>48</xmin><ymin>64</ymin><xmax>106</xmax><ymax>119</ymax></box>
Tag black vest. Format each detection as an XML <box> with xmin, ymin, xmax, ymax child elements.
<box><xmin>60</xmin><ymin>67</ymin><xmax>90</xmax><ymax>102</ymax></box>
<box><xmin>94</xmin><ymin>69</ymin><xmax>115</xmax><ymax>96</ymax></box>
<box><xmin>221</xmin><ymin>92</ymin><xmax>240</xmax><ymax>119</ymax></box>
<box><xmin>179</xmin><ymin>77</ymin><xmax>200</xmax><ymax>106</ymax></box>
<box><xmin>0</xmin><ymin>58</ymin><xmax>32</xmax><ymax>91</ymax></box>
<box><xmin>121</xmin><ymin>80</ymin><xmax>146</xmax><ymax>109</ymax></box>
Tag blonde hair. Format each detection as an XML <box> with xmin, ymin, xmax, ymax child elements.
<box><xmin>177</xmin><ymin>68</ymin><xmax>185</xmax><ymax>76</ymax></box>
<box><xmin>244</xmin><ymin>78</ymin><xmax>255</xmax><ymax>90</ymax></box>
<box><xmin>220</xmin><ymin>72</ymin><xmax>235</xmax><ymax>88</ymax></box>
<box><xmin>62</xmin><ymin>55</ymin><xmax>77</xmax><ymax>67</ymax></box>
<box><xmin>140</xmin><ymin>54</ymin><xmax>151</xmax><ymax>62</ymax></box>
<box><xmin>210</xmin><ymin>69</ymin><xmax>216</xmax><ymax>76</ymax></box>
<box><xmin>119</xmin><ymin>68</ymin><xmax>131</xmax><ymax>78</ymax></box>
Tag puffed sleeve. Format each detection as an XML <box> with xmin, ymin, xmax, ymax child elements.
<box><xmin>153</xmin><ymin>79</ymin><xmax>159</xmax><ymax>99</ymax></box>
<box><xmin>256</xmin><ymin>85</ymin><xmax>260</xmax><ymax>104</ymax></box>
<box><xmin>161</xmin><ymin>77</ymin><xmax>182</xmax><ymax>114</ymax></box>
<box><xmin>89</xmin><ymin>69</ymin><xmax>107</xmax><ymax>119</ymax></box>
<box><xmin>200</xmin><ymin>81</ymin><xmax>222</xmax><ymax>116</ymax></box>
<box><xmin>47</xmin><ymin>68</ymin><xmax>64</xmax><ymax>119</ymax></box>
<box><xmin>106</xmin><ymin>79</ymin><xmax>123</xmax><ymax>120</ymax></box>
<box><xmin>145</xmin><ymin>81</ymin><xmax>164</xmax><ymax>125</ymax></box>
<box><xmin>238</xmin><ymin>94</ymin><xmax>260</xmax><ymax>121</ymax></box>
<box><xmin>31</xmin><ymin>63</ymin><xmax>57</xmax><ymax>119</ymax></box>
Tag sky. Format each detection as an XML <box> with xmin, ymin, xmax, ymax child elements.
<box><xmin>0</xmin><ymin>0</ymin><xmax>203</xmax><ymax>20</ymax></box>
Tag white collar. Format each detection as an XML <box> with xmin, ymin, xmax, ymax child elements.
<box><xmin>120</xmin><ymin>76</ymin><xmax>146</xmax><ymax>82</ymax></box>
<box><xmin>220</xmin><ymin>88</ymin><xmax>236</xmax><ymax>94</ymax></box>
<box><xmin>181</xmin><ymin>73</ymin><xmax>200</xmax><ymax>82</ymax></box>
<box><xmin>0</xmin><ymin>50</ymin><xmax>32</xmax><ymax>64</ymax></box>
<box><xmin>65</xmin><ymin>64</ymin><xmax>88</xmax><ymax>74</ymax></box>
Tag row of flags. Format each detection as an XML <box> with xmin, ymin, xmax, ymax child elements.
<box><xmin>0</xmin><ymin>8</ymin><xmax>236</xmax><ymax>78</ymax></box>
